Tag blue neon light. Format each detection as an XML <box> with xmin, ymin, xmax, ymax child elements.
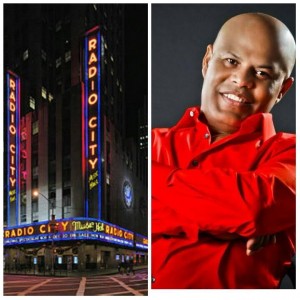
<box><xmin>4</xmin><ymin>217</ymin><xmax>143</xmax><ymax>249</ymax></box>
<box><xmin>6</xmin><ymin>72</ymin><xmax>20</xmax><ymax>226</ymax></box>
<box><xmin>83</xmin><ymin>29</ymin><xmax>102</xmax><ymax>219</ymax></box>
<box><xmin>4</xmin><ymin>231</ymin><xmax>135</xmax><ymax>248</ymax></box>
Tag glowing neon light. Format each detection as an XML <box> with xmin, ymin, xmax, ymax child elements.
<box><xmin>3</xmin><ymin>217</ymin><xmax>139</xmax><ymax>248</ymax></box>
<box><xmin>6</xmin><ymin>71</ymin><xmax>20</xmax><ymax>225</ymax></box>
<box><xmin>82</xmin><ymin>27</ymin><xmax>102</xmax><ymax>218</ymax></box>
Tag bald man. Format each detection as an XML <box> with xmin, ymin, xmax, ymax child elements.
<box><xmin>152</xmin><ymin>13</ymin><xmax>296</xmax><ymax>288</ymax></box>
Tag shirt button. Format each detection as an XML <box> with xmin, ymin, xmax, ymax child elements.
<box><xmin>204</xmin><ymin>133</ymin><xmax>210</xmax><ymax>139</ymax></box>
<box><xmin>189</xmin><ymin>110</ymin><xmax>194</xmax><ymax>117</ymax></box>
<box><xmin>191</xmin><ymin>160</ymin><xmax>198</xmax><ymax>167</ymax></box>
<box><xmin>256</xmin><ymin>140</ymin><xmax>262</xmax><ymax>148</ymax></box>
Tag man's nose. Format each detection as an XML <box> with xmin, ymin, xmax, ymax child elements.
<box><xmin>232</xmin><ymin>68</ymin><xmax>254</xmax><ymax>89</ymax></box>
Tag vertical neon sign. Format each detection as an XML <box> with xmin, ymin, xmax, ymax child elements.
<box><xmin>82</xmin><ymin>27</ymin><xmax>102</xmax><ymax>219</ymax></box>
<box><xmin>7</xmin><ymin>71</ymin><xmax>20</xmax><ymax>226</ymax></box>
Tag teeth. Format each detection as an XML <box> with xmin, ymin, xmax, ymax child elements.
<box><xmin>224</xmin><ymin>94</ymin><xmax>243</xmax><ymax>103</ymax></box>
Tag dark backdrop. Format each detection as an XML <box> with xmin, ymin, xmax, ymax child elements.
<box><xmin>152</xmin><ymin>4</ymin><xmax>296</xmax><ymax>133</ymax></box>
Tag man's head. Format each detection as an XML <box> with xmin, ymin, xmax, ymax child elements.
<box><xmin>201</xmin><ymin>13</ymin><xmax>296</xmax><ymax>135</ymax></box>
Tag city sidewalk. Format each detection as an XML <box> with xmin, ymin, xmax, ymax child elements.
<box><xmin>4</xmin><ymin>265</ymin><xmax>148</xmax><ymax>277</ymax></box>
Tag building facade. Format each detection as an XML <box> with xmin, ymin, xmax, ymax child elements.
<box><xmin>3</xmin><ymin>4</ymin><xmax>148</xmax><ymax>273</ymax></box>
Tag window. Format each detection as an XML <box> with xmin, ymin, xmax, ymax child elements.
<box><xmin>102</xmin><ymin>41</ymin><xmax>105</xmax><ymax>57</ymax></box>
<box><xmin>65</xmin><ymin>51</ymin><xmax>71</xmax><ymax>62</ymax></box>
<box><xmin>41</xmin><ymin>86</ymin><xmax>47</xmax><ymax>99</ymax></box>
<box><xmin>41</xmin><ymin>49</ymin><xmax>47</xmax><ymax>61</ymax></box>
<box><xmin>32</xmin><ymin>200</ymin><xmax>38</xmax><ymax>213</ymax></box>
<box><xmin>29</xmin><ymin>96</ymin><xmax>35</xmax><ymax>110</ymax></box>
<box><xmin>56</xmin><ymin>57</ymin><xmax>62</xmax><ymax>68</ymax></box>
<box><xmin>32</xmin><ymin>121</ymin><xmax>38</xmax><ymax>135</ymax></box>
<box><xmin>56</xmin><ymin>20</ymin><xmax>62</xmax><ymax>32</ymax></box>
<box><xmin>21</xmin><ymin>197</ymin><xmax>27</xmax><ymax>223</ymax></box>
<box><xmin>48</xmin><ymin>93</ymin><xmax>54</xmax><ymax>102</ymax></box>
<box><xmin>23</xmin><ymin>49</ymin><xmax>29</xmax><ymax>61</ymax></box>
<box><xmin>32</xmin><ymin>166</ymin><xmax>38</xmax><ymax>177</ymax></box>
<box><xmin>63</xmin><ymin>188</ymin><xmax>71</xmax><ymax>206</ymax></box>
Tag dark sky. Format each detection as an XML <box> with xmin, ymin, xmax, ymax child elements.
<box><xmin>124</xmin><ymin>4</ymin><xmax>148</xmax><ymax>138</ymax></box>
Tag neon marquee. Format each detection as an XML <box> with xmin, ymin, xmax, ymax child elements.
<box><xmin>135</xmin><ymin>234</ymin><xmax>148</xmax><ymax>250</ymax></box>
<box><xmin>3</xmin><ymin>218</ymin><xmax>144</xmax><ymax>249</ymax></box>
<box><xmin>82</xmin><ymin>26</ymin><xmax>102</xmax><ymax>218</ymax></box>
<box><xmin>6</xmin><ymin>71</ymin><xmax>20</xmax><ymax>225</ymax></box>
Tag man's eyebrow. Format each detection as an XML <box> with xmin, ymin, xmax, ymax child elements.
<box><xmin>256</xmin><ymin>65</ymin><xmax>274</xmax><ymax>70</ymax></box>
<box><xmin>221</xmin><ymin>51</ymin><xmax>240</xmax><ymax>59</ymax></box>
<box><xmin>226</xmin><ymin>51</ymin><xmax>240</xmax><ymax>60</ymax></box>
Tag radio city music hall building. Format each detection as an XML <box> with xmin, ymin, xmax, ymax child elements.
<box><xmin>3</xmin><ymin>4</ymin><xmax>148</xmax><ymax>273</ymax></box>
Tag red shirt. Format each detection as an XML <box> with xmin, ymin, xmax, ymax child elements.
<box><xmin>152</xmin><ymin>107</ymin><xmax>295</xmax><ymax>288</ymax></box>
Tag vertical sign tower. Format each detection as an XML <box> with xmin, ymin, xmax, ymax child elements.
<box><xmin>6</xmin><ymin>71</ymin><xmax>21</xmax><ymax>226</ymax></box>
<box><xmin>82</xmin><ymin>27</ymin><xmax>102</xmax><ymax>219</ymax></box>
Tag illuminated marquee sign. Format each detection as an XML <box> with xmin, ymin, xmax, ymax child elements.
<box><xmin>4</xmin><ymin>218</ymin><xmax>137</xmax><ymax>248</ymax></box>
<box><xmin>82</xmin><ymin>26</ymin><xmax>102</xmax><ymax>218</ymax></box>
<box><xmin>6</xmin><ymin>71</ymin><xmax>20</xmax><ymax>225</ymax></box>
<box><xmin>135</xmin><ymin>234</ymin><xmax>148</xmax><ymax>250</ymax></box>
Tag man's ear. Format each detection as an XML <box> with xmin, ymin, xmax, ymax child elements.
<box><xmin>276</xmin><ymin>77</ymin><xmax>294</xmax><ymax>103</ymax></box>
<box><xmin>202</xmin><ymin>44</ymin><xmax>213</xmax><ymax>77</ymax></box>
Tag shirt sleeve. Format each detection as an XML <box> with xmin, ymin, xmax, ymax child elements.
<box><xmin>152</xmin><ymin>136</ymin><xmax>295</xmax><ymax>238</ymax></box>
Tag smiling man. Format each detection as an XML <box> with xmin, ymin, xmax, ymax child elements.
<box><xmin>152</xmin><ymin>13</ymin><xmax>296</xmax><ymax>288</ymax></box>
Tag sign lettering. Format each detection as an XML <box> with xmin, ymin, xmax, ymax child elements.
<box><xmin>7</xmin><ymin>72</ymin><xmax>20</xmax><ymax>212</ymax></box>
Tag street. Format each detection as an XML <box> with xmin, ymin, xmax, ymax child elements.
<box><xmin>4</xmin><ymin>269</ymin><xmax>148</xmax><ymax>296</ymax></box>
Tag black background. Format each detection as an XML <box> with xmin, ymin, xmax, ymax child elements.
<box><xmin>152</xmin><ymin>4</ymin><xmax>296</xmax><ymax>133</ymax></box>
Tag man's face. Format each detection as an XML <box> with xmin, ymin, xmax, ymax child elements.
<box><xmin>201</xmin><ymin>18</ymin><xmax>293</xmax><ymax>133</ymax></box>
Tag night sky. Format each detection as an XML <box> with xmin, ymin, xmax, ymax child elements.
<box><xmin>124</xmin><ymin>4</ymin><xmax>148</xmax><ymax>138</ymax></box>
<box><xmin>3</xmin><ymin>4</ymin><xmax>148</xmax><ymax>140</ymax></box>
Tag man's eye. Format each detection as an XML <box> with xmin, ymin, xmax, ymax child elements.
<box><xmin>225</xmin><ymin>58</ymin><xmax>237</xmax><ymax>65</ymax></box>
<box><xmin>256</xmin><ymin>70</ymin><xmax>271</xmax><ymax>79</ymax></box>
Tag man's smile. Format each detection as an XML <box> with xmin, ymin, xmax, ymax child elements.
<box><xmin>221</xmin><ymin>92</ymin><xmax>252</xmax><ymax>105</ymax></box>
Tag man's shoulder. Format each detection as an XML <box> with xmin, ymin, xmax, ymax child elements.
<box><xmin>152</xmin><ymin>106</ymin><xmax>201</xmax><ymax>135</ymax></box>
<box><xmin>273</xmin><ymin>132</ymin><xmax>295</xmax><ymax>143</ymax></box>
<box><xmin>264</xmin><ymin>131</ymin><xmax>296</xmax><ymax>154</ymax></box>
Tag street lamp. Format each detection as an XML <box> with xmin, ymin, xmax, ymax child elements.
<box><xmin>32</xmin><ymin>190</ymin><xmax>56</xmax><ymax>276</ymax></box>
<box><xmin>32</xmin><ymin>190</ymin><xmax>55</xmax><ymax>219</ymax></box>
